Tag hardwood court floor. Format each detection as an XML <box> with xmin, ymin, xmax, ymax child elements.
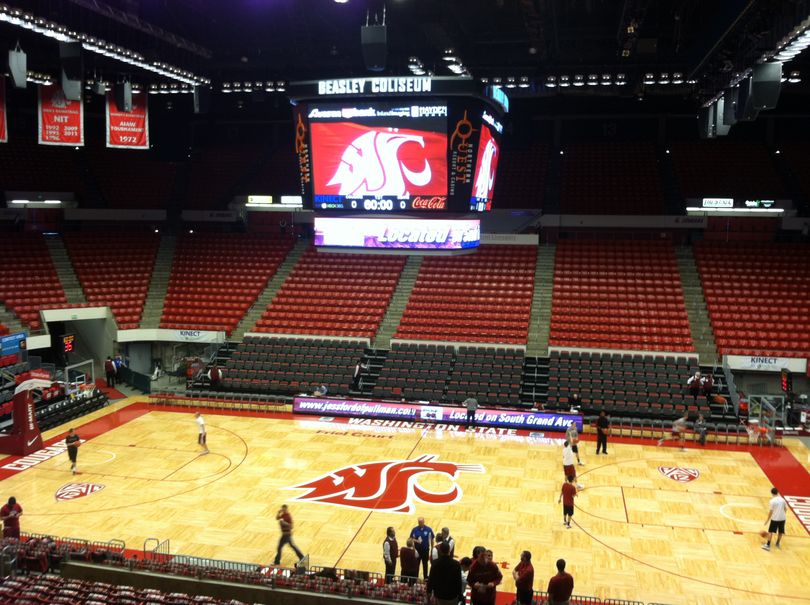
<box><xmin>1</xmin><ymin>401</ymin><xmax>809</xmax><ymax>605</ymax></box>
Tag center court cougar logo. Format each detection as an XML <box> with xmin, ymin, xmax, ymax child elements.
<box><xmin>287</xmin><ymin>455</ymin><xmax>484</xmax><ymax>513</ymax></box>
<box><xmin>658</xmin><ymin>466</ymin><xmax>700</xmax><ymax>483</ymax></box>
<box><xmin>327</xmin><ymin>129</ymin><xmax>432</xmax><ymax>197</ymax></box>
<box><xmin>55</xmin><ymin>483</ymin><xmax>105</xmax><ymax>501</ymax></box>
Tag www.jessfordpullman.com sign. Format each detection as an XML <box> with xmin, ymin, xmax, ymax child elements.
<box><xmin>293</xmin><ymin>396</ymin><xmax>582</xmax><ymax>432</ymax></box>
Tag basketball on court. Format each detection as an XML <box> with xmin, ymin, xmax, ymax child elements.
<box><xmin>759</xmin><ymin>530</ymin><xmax>769</xmax><ymax>539</ymax></box>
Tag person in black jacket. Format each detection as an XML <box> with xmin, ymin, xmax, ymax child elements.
<box><xmin>427</xmin><ymin>542</ymin><xmax>463</xmax><ymax>605</ymax></box>
<box><xmin>596</xmin><ymin>410</ymin><xmax>610</xmax><ymax>455</ymax></box>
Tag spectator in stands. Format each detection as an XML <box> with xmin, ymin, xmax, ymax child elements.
<box><xmin>427</xmin><ymin>541</ymin><xmax>463</xmax><ymax>605</ymax></box>
<box><xmin>694</xmin><ymin>414</ymin><xmax>708</xmax><ymax>446</ymax></box>
<box><xmin>512</xmin><ymin>550</ymin><xmax>534</xmax><ymax>605</ymax></box>
<box><xmin>467</xmin><ymin>548</ymin><xmax>502</xmax><ymax>605</ymax></box>
<box><xmin>207</xmin><ymin>365</ymin><xmax>222</xmax><ymax>390</ymax></box>
<box><xmin>273</xmin><ymin>504</ymin><xmax>305</xmax><ymax>565</ymax></box>
<box><xmin>382</xmin><ymin>526</ymin><xmax>398</xmax><ymax>584</ymax></box>
<box><xmin>104</xmin><ymin>357</ymin><xmax>117</xmax><ymax>389</ymax></box>
<box><xmin>314</xmin><ymin>384</ymin><xmax>328</xmax><ymax>397</ymax></box>
<box><xmin>399</xmin><ymin>538</ymin><xmax>419</xmax><ymax>585</ymax></box>
<box><xmin>700</xmin><ymin>373</ymin><xmax>714</xmax><ymax>405</ymax></box>
<box><xmin>547</xmin><ymin>559</ymin><xmax>574</xmax><ymax>605</ymax></box>
<box><xmin>687</xmin><ymin>371</ymin><xmax>702</xmax><ymax>403</ymax></box>
<box><xmin>353</xmin><ymin>360</ymin><xmax>369</xmax><ymax>389</ymax></box>
<box><xmin>463</xmin><ymin>396</ymin><xmax>479</xmax><ymax>429</ymax></box>
<box><xmin>569</xmin><ymin>392</ymin><xmax>582</xmax><ymax>411</ymax></box>
<box><xmin>409</xmin><ymin>516</ymin><xmax>434</xmax><ymax>578</ymax></box>
<box><xmin>0</xmin><ymin>496</ymin><xmax>22</xmax><ymax>539</ymax></box>
<box><xmin>595</xmin><ymin>411</ymin><xmax>610</xmax><ymax>455</ymax></box>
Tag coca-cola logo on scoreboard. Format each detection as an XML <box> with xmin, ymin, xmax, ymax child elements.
<box><xmin>411</xmin><ymin>196</ymin><xmax>447</xmax><ymax>210</ymax></box>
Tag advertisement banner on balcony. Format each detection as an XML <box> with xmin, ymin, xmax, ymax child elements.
<box><xmin>37</xmin><ymin>85</ymin><xmax>84</xmax><ymax>146</ymax></box>
<box><xmin>293</xmin><ymin>396</ymin><xmax>582</xmax><ymax>432</ymax></box>
<box><xmin>106</xmin><ymin>91</ymin><xmax>149</xmax><ymax>149</ymax></box>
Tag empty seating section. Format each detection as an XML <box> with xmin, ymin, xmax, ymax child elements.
<box><xmin>395</xmin><ymin>245</ymin><xmax>536</xmax><ymax>344</ymax></box>
<box><xmin>0</xmin><ymin>575</ymin><xmax>249</xmax><ymax>605</ymax></box>
<box><xmin>0</xmin><ymin>140</ymin><xmax>85</xmax><ymax>196</ymax></box>
<box><xmin>695</xmin><ymin>241</ymin><xmax>810</xmax><ymax>357</ymax></box>
<box><xmin>493</xmin><ymin>143</ymin><xmax>547</xmax><ymax>208</ymax></box>
<box><xmin>161</xmin><ymin>234</ymin><xmax>293</xmax><ymax>335</ymax></box>
<box><xmin>254</xmin><ymin>249</ymin><xmax>405</xmax><ymax>338</ymax></box>
<box><xmin>783</xmin><ymin>144</ymin><xmax>810</xmax><ymax>202</ymax></box>
<box><xmin>0</xmin><ymin>235</ymin><xmax>68</xmax><ymax>331</ymax></box>
<box><xmin>671</xmin><ymin>142</ymin><xmax>784</xmax><ymax>198</ymax></box>
<box><xmin>447</xmin><ymin>346</ymin><xmax>524</xmax><ymax>406</ymax></box>
<box><xmin>222</xmin><ymin>336</ymin><xmax>364</xmax><ymax>395</ymax></box>
<box><xmin>186</xmin><ymin>145</ymin><xmax>261</xmax><ymax>209</ymax></box>
<box><xmin>560</xmin><ymin>143</ymin><xmax>664</xmax><ymax>214</ymax></box>
<box><xmin>64</xmin><ymin>233</ymin><xmax>160</xmax><ymax>329</ymax></box>
<box><xmin>545</xmin><ymin>350</ymin><xmax>714</xmax><ymax>419</ymax></box>
<box><xmin>374</xmin><ymin>343</ymin><xmax>454</xmax><ymax>401</ymax></box>
<box><xmin>86</xmin><ymin>148</ymin><xmax>177</xmax><ymax>209</ymax></box>
<box><xmin>550</xmin><ymin>240</ymin><xmax>693</xmax><ymax>351</ymax></box>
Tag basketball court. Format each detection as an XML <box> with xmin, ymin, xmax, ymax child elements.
<box><xmin>1</xmin><ymin>399</ymin><xmax>808</xmax><ymax>605</ymax></box>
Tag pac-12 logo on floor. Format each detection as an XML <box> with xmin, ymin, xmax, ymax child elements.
<box><xmin>658</xmin><ymin>466</ymin><xmax>700</xmax><ymax>482</ymax></box>
<box><xmin>55</xmin><ymin>483</ymin><xmax>105</xmax><ymax>501</ymax></box>
<box><xmin>287</xmin><ymin>454</ymin><xmax>484</xmax><ymax>513</ymax></box>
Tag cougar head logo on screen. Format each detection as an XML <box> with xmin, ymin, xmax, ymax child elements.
<box><xmin>327</xmin><ymin>129</ymin><xmax>432</xmax><ymax>197</ymax></box>
<box><xmin>473</xmin><ymin>139</ymin><xmax>498</xmax><ymax>200</ymax></box>
<box><xmin>288</xmin><ymin>454</ymin><xmax>484</xmax><ymax>513</ymax></box>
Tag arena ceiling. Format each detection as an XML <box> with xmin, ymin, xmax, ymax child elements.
<box><xmin>6</xmin><ymin>0</ymin><xmax>810</xmax><ymax>110</ymax></box>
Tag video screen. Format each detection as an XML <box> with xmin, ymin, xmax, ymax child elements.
<box><xmin>314</xmin><ymin>217</ymin><xmax>480</xmax><ymax>250</ymax></box>
<box><xmin>308</xmin><ymin>102</ymin><xmax>448</xmax><ymax>211</ymax></box>
<box><xmin>470</xmin><ymin>124</ymin><xmax>500</xmax><ymax>212</ymax></box>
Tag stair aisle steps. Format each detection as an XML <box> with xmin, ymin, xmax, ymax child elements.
<box><xmin>0</xmin><ymin>303</ymin><xmax>26</xmax><ymax>335</ymax></box>
<box><xmin>372</xmin><ymin>255</ymin><xmax>423</xmax><ymax>349</ymax></box>
<box><xmin>676</xmin><ymin>246</ymin><xmax>719</xmax><ymax>364</ymax></box>
<box><xmin>526</xmin><ymin>244</ymin><xmax>556</xmax><ymax>357</ymax></box>
<box><xmin>232</xmin><ymin>239</ymin><xmax>310</xmax><ymax>341</ymax></box>
<box><xmin>140</xmin><ymin>236</ymin><xmax>177</xmax><ymax>329</ymax></box>
<box><xmin>45</xmin><ymin>237</ymin><xmax>86</xmax><ymax>305</ymax></box>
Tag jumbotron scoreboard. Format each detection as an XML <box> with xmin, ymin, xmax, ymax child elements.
<box><xmin>288</xmin><ymin>76</ymin><xmax>509</xmax><ymax>214</ymax></box>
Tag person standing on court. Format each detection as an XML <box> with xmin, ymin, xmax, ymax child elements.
<box><xmin>565</xmin><ymin>421</ymin><xmax>584</xmax><ymax>465</ymax></box>
<box><xmin>426</xmin><ymin>541</ymin><xmax>463</xmax><ymax>605</ymax></box>
<box><xmin>65</xmin><ymin>428</ymin><xmax>80</xmax><ymax>475</ymax></box>
<box><xmin>512</xmin><ymin>550</ymin><xmax>534</xmax><ymax>605</ymax></box>
<box><xmin>273</xmin><ymin>504</ymin><xmax>305</xmax><ymax>565</ymax></box>
<box><xmin>762</xmin><ymin>487</ymin><xmax>788</xmax><ymax>551</ymax></box>
<box><xmin>466</xmin><ymin>548</ymin><xmax>502</xmax><ymax>605</ymax></box>
<box><xmin>562</xmin><ymin>441</ymin><xmax>583</xmax><ymax>489</ymax></box>
<box><xmin>104</xmin><ymin>356</ymin><xmax>117</xmax><ymax>388</ymax></box>
<box><xmin>595</xmin><ymin>410</ymin><xmax>609</xmax><ymax>455</ymax></box>
<box><xmin>694</xmin><ymin>413</ymin><xmax>708</xmax><ymax>446</ymax></box>
<box><xmin>0</xmin><ymin>497</ymin><xmax>22</xmax><ymax>539</ymax></box>
<box><xmin>399</xmin><ymin>538</ymin><xmax>420</xmax><ymax>585</ymax></box>
<box><xmin>195</xmin><ymin>412</ymin><xmax>209</xmax><ymax>454</ymax></box>
<box><xmin>409</xmin><ymin>516</ymin><xmax>434</xmax><ymax>579</ymax></box>
<box><xmin>382</xmin><ymin>526</ymin><xmax>398</xmax><ymax>584</ymax></box>
<box><xmin>546</xmin><ymin>558</ymin><xmax>574</xmax><ymax>605</ymax></box>
<box><xmin>558</xmin><ymin>475</ymin><xmax>577</xmax><ymax>529</ymax></box>
<box><xmin>463</xmin><ymin>396</ymin><xmax>479</xmax><ymax>429</ymax></box>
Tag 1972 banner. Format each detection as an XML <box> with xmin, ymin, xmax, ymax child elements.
<box><xmin>106</xmin><ymin>92</ymin><xmax>149</xmax><ymax>149</ymax></box>
<box><xmin>38</xmin><ymin>85</ymin><xmax>84</xmax><ymax>146</ymax></box>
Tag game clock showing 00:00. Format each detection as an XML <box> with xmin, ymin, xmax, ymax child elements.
<box><xmin>299</xmin><ymin>98</ymin><xmax>501</xmax><ymax>213</ymax></box>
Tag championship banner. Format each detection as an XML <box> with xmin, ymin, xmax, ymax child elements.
<box><xmin>105</xmin><ymin>91</ymin><xmax>149</xmax><ymax>149</ymax></box>
<box><xmin>38</xmin><ymin>85</ymin><xmax>84</xmax><ymax>146</ymax></box>
<box><xmin>0</xmin><ymin>77</ymin><xmax>7</xmax><ymax>143</ymax></box>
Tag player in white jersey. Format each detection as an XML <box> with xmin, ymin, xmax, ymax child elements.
<box><xmin>762</xmin><ymin>487</ymin><xmax>788</xmax><ymax>551</ymax></box>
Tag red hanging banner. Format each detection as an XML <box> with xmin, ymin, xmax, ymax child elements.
<box><xmin>38</xmin><ymin>85</ymin><xmax>84</xmax><ymax>146</ymax></box>
<box><xmin>106</xmin><ymin>91</ymin><xmax>149</xmax><ymax>149</ymax></box>
<box><xmin>0</xmin><ymin>77</ymin><xmax>7</xmax><ymax>143</ymax></box>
